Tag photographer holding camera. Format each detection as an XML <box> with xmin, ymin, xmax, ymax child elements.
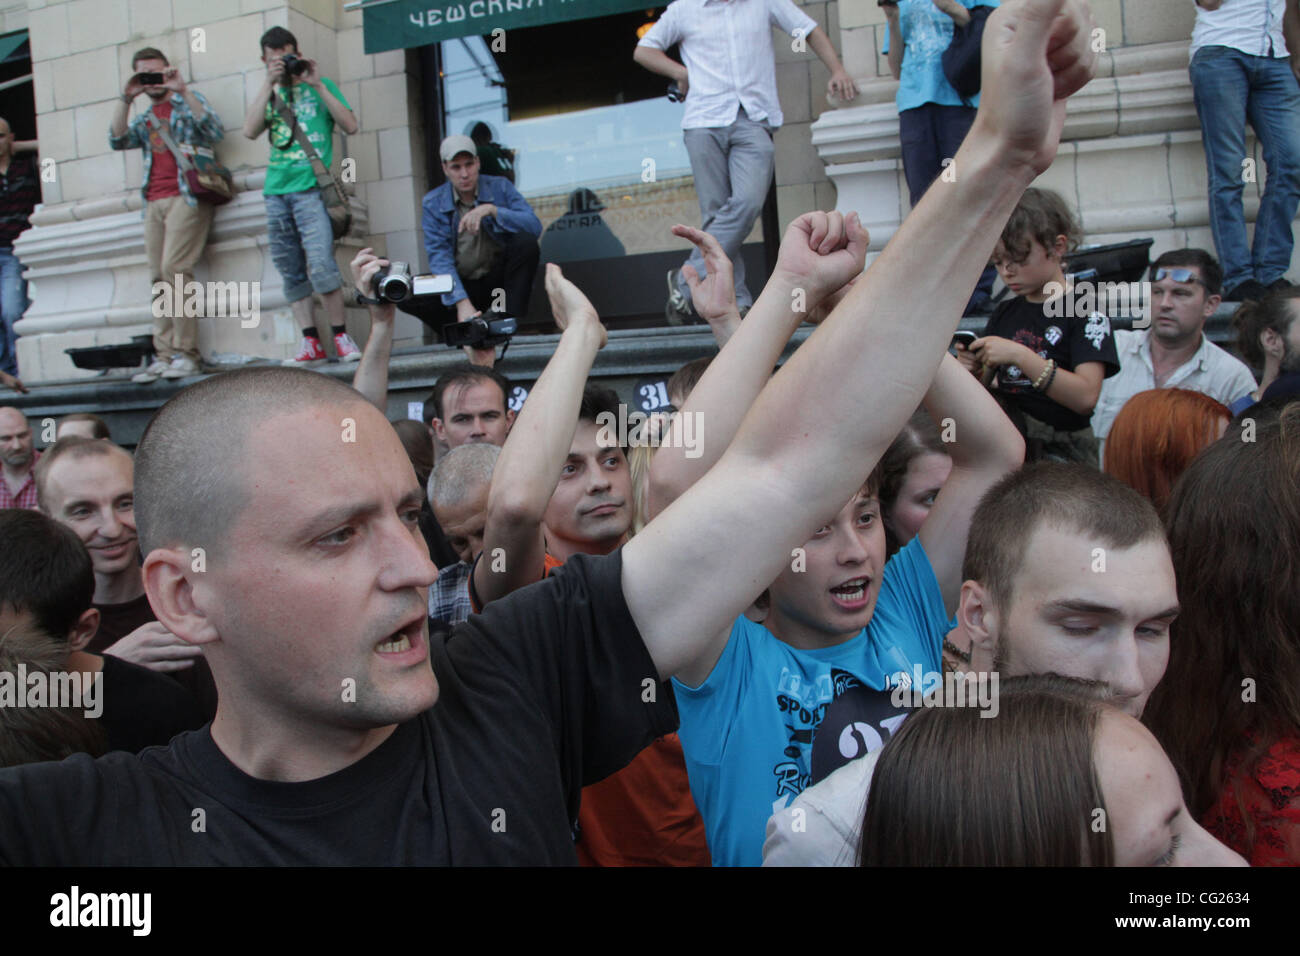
<box><xmin>243</xmin><ymin>27</ymin><xmax>360</xmax><ymax>367</ymax></box>
<box><xmin>419</xmin><ymin>135</ymin><xmax>542</xmax><ymax>367</ymax></box>
<box><xmin>110</xmin><ymin>48</ymin><xmax>225</xmax><ymax>384</ymax></box>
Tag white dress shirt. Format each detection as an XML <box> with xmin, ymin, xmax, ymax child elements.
<box><xmin>638</xmin><ymin>0</ymin><xmax>818</xmax><ymax>129</ymax></box>
<box><xmin>1092</xmin><ymin>329</ymin><xmax>1258</xmax><ymax>452</ymax></box>
<box><xmin>1191</xmin><ymin>0</ymin><xmax>1291</xmax><ymax>59</ymax></box>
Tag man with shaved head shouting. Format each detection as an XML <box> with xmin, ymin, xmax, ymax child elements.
<box><xmin>0</xmin><ymin>0</ymin><xmax>1099</xmax><ymax>864</ymax></box>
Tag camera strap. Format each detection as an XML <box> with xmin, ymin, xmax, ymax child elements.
<box><xmin>269</xmin><ymin>89</ymin><xmax>341</xmax><ymax>194</ymax></box>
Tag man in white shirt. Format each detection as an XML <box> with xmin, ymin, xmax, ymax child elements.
<box><xmin>1189</xmin><ymin>0</ymin><xmax>1300</xmax><ymax>302</ymax></box>
<box><xmin>635</xmin><ymin>0</ymin><xmax>858</xmax><ymax>320</ymax></box>
<box><xmin>1091</xmin><ymin>249</ymin><xmax>1257</xmax><ymax>459</ymax></box>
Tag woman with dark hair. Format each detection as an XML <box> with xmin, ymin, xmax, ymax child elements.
<box><xmin>1228</xmin><ymin>286</ymin><xmax>1300</xmax><ymax>414</ymax></box>
<box><xmin>879</xmin><ymin>410</ymin><xmax>952</xmax><ymax>556</ymax></box>
<box><xmin>858</xmin><ymin>675</ymin><xmax>1244</xmax><ymax>866</ymax></box>
<box><xmin>1145</xmin><ymin>402</ymin><xmax>1300</xmax><ymax>866</ymax></box>
<box><xmin>1102</xmin><ymin>388</ymin><xmax>1230</xmax><ymax>512</ymax></box>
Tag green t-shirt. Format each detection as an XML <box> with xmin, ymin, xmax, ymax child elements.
<box><xmin>263</xmin><ymin>77</ymin><xmax>350</xmax><ymax>196</ymax></box>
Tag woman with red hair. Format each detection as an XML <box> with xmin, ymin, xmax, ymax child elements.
<box><xmin>1102</xmin><ymin>388</ymin><xmax>1230</xmax><ymax>511</ymax></box>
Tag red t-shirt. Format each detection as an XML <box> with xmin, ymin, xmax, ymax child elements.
<box><xmin>1202</xmin><ymin>736</ymin><xmax>1300</xmax><ymax>867</ymax></box>
<box><xmin>470</xmin><ymin>549</ymin><xmax>710</xmax><ymax>866</ymax></box>
<box><xmin>145</xmin><ymin>102</ymin><xmax>182</xmax><ymax>202</ymax></box>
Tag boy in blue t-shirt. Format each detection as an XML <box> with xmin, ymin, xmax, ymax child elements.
<box><xmin>649</xmin><ymin>215</ymin><xmax>1025</xmax><ymax>865</ymax></box>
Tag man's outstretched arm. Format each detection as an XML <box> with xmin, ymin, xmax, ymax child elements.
<box><xmin>647</xmin><ymin>213</ymin><xmax>868</xmax><ymax>520</ymax></box>
<box><xmin>473</xmin><ymin>265</ymin><xmax>608</xmax><ymax>607</ymax></box>
<box><xmin>349</xmin><ymin>248</ymin><xmax>395</xmax><ymax>413</ymax></box>
<box><xmin>624</xmin><ymin>0</ymin><xmax>1096</xmax><ymax>685</ymax></box>
<box><xmin>916</xmin><ymin>354</ymin><xmax>1024</xmax><ymax>617</ymax></box>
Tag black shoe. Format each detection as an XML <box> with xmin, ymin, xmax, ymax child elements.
<box><xmin>1223</xmin><ymin>279</ymin><xmax>1270</xmax><ymax>302</ymax></box>
<box><xmin>1268</xmin><ymin>277</ymin><xmax>1294</xmax><ymax>293</ymax></box>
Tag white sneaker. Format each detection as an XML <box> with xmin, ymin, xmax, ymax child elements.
<box><xmin>161</xmin><ymin>355</ymin><xmax>199</xmax><ymax>379</ymax></box>
<box><xmin>132</xmin><ymin>359</ymin><xmax>170</xmax><ymax>384</ymax></box>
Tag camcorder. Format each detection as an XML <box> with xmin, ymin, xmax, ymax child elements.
<box><xmin>280</xmin><ymin>53</ymin><xmax>311</xmax><ymax>77</ymax></box>
<box><xmin>370</xmin><ymin>262</ymin><xmax>454</xmax><ymax>303</ymax></box>
<box><xmin>442</xmin><ymin>315</ymin><xmax>518</xmax><ymax>351</ymax></box>
<box><xmin>667</xmin><ymin>82</ymin><xmax>685</xmax><ymax>102</ymax></box>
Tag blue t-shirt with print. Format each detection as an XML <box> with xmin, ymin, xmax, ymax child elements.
<box><xmin>883</xmin><ymin>0</ymin><xmax>998</xmax><ymax>112</ymax></box>
<box><xmin>673</xmin><ymin>536</ymin><xmax>950</xmax><ymax>867</ymax></box>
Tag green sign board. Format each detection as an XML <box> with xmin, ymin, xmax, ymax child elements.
<box><xmin>362</xmin><ymin>0</ymin><xmax>655</xmax><ymax>53</ymax></box>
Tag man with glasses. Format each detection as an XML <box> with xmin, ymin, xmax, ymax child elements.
<box><xmin>1092</xmin><ymin>249</ymin><xmax>1257</xmax><ymax>458</ymax></box>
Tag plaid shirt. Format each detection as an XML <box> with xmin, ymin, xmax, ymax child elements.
<box><xmin>429</xmin><ymin>560</ymin><xmax>473</xmax><ymax>626</ymax></box>
<box><xmin>108</xmin><ymin>91</ymin><xmax>224</xmax><ymax>213</ymax></box>
<box><xmin>0</xmin><ymin>154</ymin><xmax>40</xmax><ymax>246</ymax></box>
<box><xmin>0</xmin><ymin>449</ymin><xmax>39</xmax><ymax>510</ymax></box>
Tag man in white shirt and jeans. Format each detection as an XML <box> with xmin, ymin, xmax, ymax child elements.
<box><xmin>1189</xmin><ymin>0</ymin><xmax>1300</xmax><ymax>303</ymax></box>
<box><xmin>1091</xmin><ymin>249</ymin><xmax>1258</xmax><ymax>460</ymax></box>
<box><xmin>635</xmin><ymin>0</ymin><xmax>858</xmax><ymax>321</ymax></box>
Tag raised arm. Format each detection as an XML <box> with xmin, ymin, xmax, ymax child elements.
<box><xmin>348</xmin><ymin>248</ymin><xmax>394</xmax><ymax>413</ymax></box>
<box><xmin>647</xmin><ymin>213</ymin><xmax>868</xmax><ymax>520</ymax></box>
<box><xmin>916</xmin><ymin>354</ymin><xmax>1025</xmax><ymax>615</ymax></box>
<box><xmin>624</xmin><ymin>0</ymin><xmax>1096</xmax><ymax>682</ymax></box>
<box><xmin>473</xmin><ymin>265</ymin><xmax>608</xmax><ymax>607</ymax></box>
<box><xmin>304</xmin><ymin>64</ymin><xmax>358</xmax><ymax>136</ymax></box>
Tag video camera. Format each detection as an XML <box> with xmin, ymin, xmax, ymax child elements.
<box><xmin>369</xmin><ymin>262</ymin><xmax>454</xmax><ymax>304</ymax></box>
<box><xmin>442</xmin><ymin>315</ymin><xmax>517</xmax><ymax>351</ymax></box>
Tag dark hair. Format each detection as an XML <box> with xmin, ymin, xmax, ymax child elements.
<box><xmin>879</xmin><ymin>410</ymin><xmax>950</xmax><ymax>555</ymax></box>
<box><xmin>1102</xmin><ymin>388</ymin><xmax>1231</xmax><ymax>512</ymax></box>
<box><xmin>0</xmin><ymin>624</ymin><xmax>107</xmax><ymax>768</ymax></box>
<box><xmin>34</xmin><ymin>436</ymin><xmax>131</xmax><ymax>512</ymax></box>
<box><xmin>58</xmin><ymin>413</ymin><xmax>111</xmax><ymax>440</ymax></box>
<box><xmin>578</xmin><ymin>381</ymin><xmax>621</xmax><ymax>429</ymax></box>
<box><xmin>430</xmin><ymin>365</ymin><xmax>512</xmax><ymax>421</ymax></box>
<box><xmin>667</xmin><ymin>355</ymin><xmax>713</xmax><ymax>407</ymax></box>
<box><xmin>1144</xmin><ymin>403</ymin><xmax>1300</xmax><ymax>850</ymax></box>
<box><xmin>1151</xmin><ymin>248</ymin><xmax>1222</xmax><ymax>299</ymax></box>
<box><xmin>391</xmin><ymin>419</ymin><xmax>434</xmax><ymax>487</ymax></box>
<box><xmin>259</xmin><ymin>27</ymin><xmax>298</xmax><ymax>53</ymax></box>
<box><xmin>131</xmin><ymin>47</ymin><xmax>169</xmax><ymax>69</ymax></box>
<box><xmin>963</xmin><ymin>463</ymin><xmax>1166</xmax><ymax>613</ymax></box>
<box><xmin>135</xmin><ymin>367</ymin><xmax>369</xmax><ymax>559</ymax></box>
<box><xmin>0</xmin><ymin>509</ymin><xmax>95</xmax><ymax>642</ymax></box>
<box><xmin>998</xmin><ymin>187</ymin><xmax>1081</xmax><ymax>264</ymax></box>
<box><xmin>1231</xmin><ymin>286</ymin><xmax>1300</xmax><ymax>368</ymax></box>
<box><xmin>859</xmin><ymin>674</ymin><xmax>1115</xmax><ymax>866</ymax></box>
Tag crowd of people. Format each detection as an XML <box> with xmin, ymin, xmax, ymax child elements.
<box><xmin>0</xmin><ymin>0</ymin><xmax>1297</xmax><ymax>870</ymax></box>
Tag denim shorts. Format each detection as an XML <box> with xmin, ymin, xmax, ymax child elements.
<box><xmin>265</xmin><ymin>189</ymin><xmax>341</xmax><ymax>302</ymax></box>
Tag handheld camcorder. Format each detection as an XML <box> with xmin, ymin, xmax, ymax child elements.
<box><xmin>370</xmin><ymin>262</ymin><xmax>455</xmax><ymax>304</ymax></box>
<box><xmin>442</xmin><ymin>315</ymin><xmax>517</xmax><ymax>351</ymax></box>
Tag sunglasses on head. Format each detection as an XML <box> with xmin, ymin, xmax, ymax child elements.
<box><xmin>1150</xmin><ymin>267</ymin><xmax>1206</xmax><ymax>287</ymax></box>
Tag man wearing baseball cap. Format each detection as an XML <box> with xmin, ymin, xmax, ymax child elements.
<box><xmin>419</xmin><ymin>133</ymin><xmax>542</xmax><ymax>366</ymax></box>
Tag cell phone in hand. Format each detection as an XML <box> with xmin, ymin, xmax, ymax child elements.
<box><xmin>951</xmin><ymin>330</ymin><xmax>977</xmax><ymax>349</ymax></box>
<box><xmin>135</xmin><ymin>72</ymin><xmax>165</xmax><ymax>85</ymax></box>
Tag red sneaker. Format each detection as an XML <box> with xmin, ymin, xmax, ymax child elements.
<box><xmin>281</xmin><ymin>336</ymin><xmax>327</xmax><ymax>367</ymax></box>
<box><xmin>334</xmin><ymin>331</ymin><xmax>362</xmax><ymax>362</ymax></box>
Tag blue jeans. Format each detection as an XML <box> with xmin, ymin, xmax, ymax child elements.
<box><xmin>1190</xmin><ymin>46</ymin><xmax>1300</xmax><ymax>289</ymax></box>
<box><xmin>265</xmin><ymin>189</ymin><xmax>341</xmax><ymax>303</ymax></box>
<box><xmin>0</xmin><ymin>247</ymin><xmax>27</xmax><ymax>376</ymax></box>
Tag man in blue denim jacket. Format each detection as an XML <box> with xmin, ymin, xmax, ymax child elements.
<box><xmin>420</xmin><ymin>135</ymin><xmax>541</xmax><ymax>366</ymax></box>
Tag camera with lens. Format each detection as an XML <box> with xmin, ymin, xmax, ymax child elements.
<box><xmin>280</xmin><ymin>53</ymin><xmax>310</xmax><ymax>77</ymax></box>
<box><xmin>373</xmin><ymin>261</ymin><xmax>413</xmax><ymax>303</ymax></box>
<box><xmin>442</xmin><ymin>314</ymin><xmax>517</xmax><ymax>350</ymax></box>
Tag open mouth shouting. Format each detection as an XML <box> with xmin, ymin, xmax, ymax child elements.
<box><xmin>375</xmin><ymin>614</ymin><xmax>428</xmax><ymax>664</ymax></box>
<box><xmin>829</xmin><ymin>576</ymin><xmax>872</xmax><ymax>611</ymax></box>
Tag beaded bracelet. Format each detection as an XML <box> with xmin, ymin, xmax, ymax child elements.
<box><xmin>1032</xmin><ymin>358</ymin><xmax>1056</xmax><ymax>392</ymax></box>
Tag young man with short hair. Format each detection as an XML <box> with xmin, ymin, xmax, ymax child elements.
<box><xmin>0</xmin><ymin>0</ymin><xmax>1099</xmax><ymax>865</ymax></box>
<box><xmin>110</xmin><ymin>47</ymin><xmax>225</xmax><ymax>383</ymax></box>
<box><xmin>1092</xmin><ymin>249</ymin><xmax>1258</xmax><ymax>458</ymax></box>
<box><xmin>0</xmin><ymin>509</ymin><xmax>205</xmax><ymax>755</ymax></box>
<box><xmin>243</xmin><ymin>27</ymin><xmax>360</xmax><ymax>367</ymax></box>
<box><xmin>762</xmin><ymin>463</ymin><xmax>1183</xmax><ymax>865</ymax></box>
